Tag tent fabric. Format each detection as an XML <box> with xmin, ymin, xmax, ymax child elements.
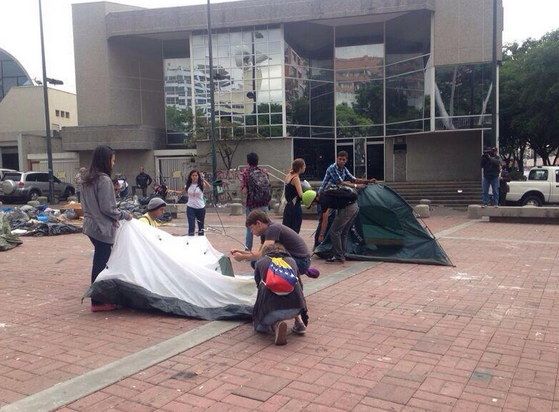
<box><xmin>314</xmin><ymin>185</ymin><xmax>453</xmax><ymax>266</ymax></box>
<box><xmin>0</xmin><ymin>213</ymin><xmax>23</xmax><ymax>251</ymax></box>
<box><xmin>85</xmin><ymin>220</ymin><xmax>256</xmax><ymax>320</ymax></box>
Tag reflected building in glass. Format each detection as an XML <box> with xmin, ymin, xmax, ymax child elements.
<box><xmin>66</xmin><ymin>0</ymin><xmax>503</xmax><ymax>184</ymax></box>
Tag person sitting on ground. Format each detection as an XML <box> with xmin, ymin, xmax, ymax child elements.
<box><xmin>230</xmin><ymin>209</ymin><xmax>320</xmax><ymax>278</ymax></box>
<box><xmin>138</xmin><ymin>198</ymin><xmax>167</xmax><ymax>227</ymax></box>
<box><xmin>253</xmin><ymin>243</ymin><xmax>308</xmax><ymax>345</ymax></box>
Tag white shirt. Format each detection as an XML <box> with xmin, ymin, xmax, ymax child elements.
<box><xmin>187</xmin><ymin>184</ymin><xmax>205</xmax><ymax>209</ymax></box>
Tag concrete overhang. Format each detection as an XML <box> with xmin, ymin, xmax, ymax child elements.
<box><xmin>106</xmin><ymin>0</ymin><xmax>435</xmax><ymax>39</ymax></box>
<box><xmin>61</xmin><ymin>125</ymin><xmax>166</xmax><ymax>152</ymax></box>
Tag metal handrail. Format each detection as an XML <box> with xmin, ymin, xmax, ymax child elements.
<box><xmin>237</xmin><ymin>164</ymin><xmax>286</xmax><ymax>184</ymax></box>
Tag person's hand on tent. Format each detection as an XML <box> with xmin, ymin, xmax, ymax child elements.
<box><xmin>318</xmin><ymin>234</ymin><xmax>324</xmax><ymax>243</ymax></box>
<box><xmin>368</xmin><ymin>178</ymin><xmax>377</xmax><ymax>184</ymax></box>
<box><xmin>124</xmin><ymin>213</ymin><xmax>133</xmax><ymax>221</ymax></box>
<box><xmin>356</xmin><ymin>184</ymin><xmax>367</xmax><ymax>189</ymax></box>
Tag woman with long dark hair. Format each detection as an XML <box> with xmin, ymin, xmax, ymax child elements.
<box><xmin>282</xmin><ymin>158</ymin><xmax>306</xmax><ymax>233</ymax></box>
<box><xmin>81</xmin><ymin>145</ymin><xmax>132</xmax><ymax>312</ymax></box>
<box><xmin>186</xmin><ymin>169</ymin><xmax>211</xmax><ymax>236</ymax></box>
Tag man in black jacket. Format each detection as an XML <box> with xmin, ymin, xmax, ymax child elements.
<box><xmin>135</xmin><ymin>167</ymin><xmax>153</xmax><ymax>198</ymax></box>
<box><xmin>481</xmin><ymin>147</ymin><xmax>501</xmax><ymax>207</ymax></box>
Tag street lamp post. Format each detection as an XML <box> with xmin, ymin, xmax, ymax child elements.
<box><xmin>38</xmin><ymin>0</ymin><xmax>55</xmax><ymax>203</ymax></box>
<box><xmin>206</xmin><ymin>0</ymin><xmax>218</xmax><ymax>196</ymax></box>
<box><xmin>491</xmin><ymin>0</ymin><xmax>499</xmax><ymax>147</ymax></box>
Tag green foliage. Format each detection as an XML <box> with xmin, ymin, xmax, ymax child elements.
<box><xmin>501</xmin><ymin>29</ymin><xmax>559</xmax><ymax>166</ymax></box>
<box><xmin>165</xmin><ymin>106</ymin><xmax>190</xmax><ymax>133</ymax></box>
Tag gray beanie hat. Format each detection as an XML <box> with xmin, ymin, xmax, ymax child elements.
<box><xmin>147</xmin><ymin>197</ymin><xmax>167</xmax><ymax>211</ymax></box>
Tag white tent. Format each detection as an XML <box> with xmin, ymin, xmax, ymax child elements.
<box><xmin>85</xmin><ymin>220</ymin><xmax>256</xmax><ymax>320</ymax></box>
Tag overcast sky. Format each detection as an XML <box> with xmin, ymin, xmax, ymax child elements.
<box><xmin>0</xmin><ymin>0</ymin><xmax>557</xmax><ymax>94</ymax></box>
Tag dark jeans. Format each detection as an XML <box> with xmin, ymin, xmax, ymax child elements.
<box><xmin>77</xmin><ymin>191</ymin><xmax>81</xmax><ymax>202</ymax></box>
<box><xmin>330</xmin><ymin>202</ymin><xmax>359</xmax><ymax>260</ymax></box>
<box><xmin>139</xmin><ymin>186</ymin><xmax>147</xmax><ymax>198</ymax></box>
<box><xmin>187</xmin><ymin>206</ymin><xmax>206</xmax><ymax>236</ymax></box>
<box><xmin>89</xmin><ymin>236</ymin><xmax>112</xmax><ymax>306</ymax></box>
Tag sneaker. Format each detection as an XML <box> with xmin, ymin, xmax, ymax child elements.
<box><xmin>326</xmin><ymin>256</ymin><xmax>345</xmax><ymax>264</ymax></box>
<box><xmin>306</xmin><ymin>267</ymin><xmax>320</xmax><ymax>279</ymax></box>
<box><xmin>91</xmin><ymin>303</ymin><xmax>118</xmax><ymax>312</ymax></box>
<box><xmin>481</xmin><ymin>204</ymin><xmax>487</xmax><ymax>208</ymax></box>
<box><xmin>275</xmin><ymin>321</ymin><xmax>288</xmax><ymax>346</ymax></box>
<box><xmin>292</xmin><ymin>320</ymin><xmax>307</xmax><ymax>335</ymax></box>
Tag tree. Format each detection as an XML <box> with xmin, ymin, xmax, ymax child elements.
<box><xmin>500</xmin><ymin>43</ymin><xmax>530</xmax><ymax>172</ymax></box>
<box><xmin>500</xmin><ymin>30</ymin><xmax>559</xmax><ymax>167</ymax></box>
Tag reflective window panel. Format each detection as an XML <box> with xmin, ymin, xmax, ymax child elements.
<box><xmin>294</xmin><ymin>138</ymin><xmax>335</xmax><ymax>180</ymax></box>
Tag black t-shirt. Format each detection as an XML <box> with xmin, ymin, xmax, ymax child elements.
<box><xmin>263</xmin><ymin>223</ymin><xmax>310</xmax><ymax>258</ymax></box>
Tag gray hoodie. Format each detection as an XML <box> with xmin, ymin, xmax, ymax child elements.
<box><xmin>81</xmin><ymin>173</ymin><xmax>125</xmax><ymax>244</ymax></box>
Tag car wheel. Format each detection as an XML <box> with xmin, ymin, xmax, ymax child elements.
<box><xmin>28</xmin><ymin>189</ymin><xmax>41</xmax><ymax>202</ymax></box>
<box><xmin>521</xmin><ymin>195</ymin><xmax>543</xmax><ymax>207</ymax></box>
<box><xmin>63</xmin><ymin>187</ymin><xmax>75</xmax><ymax>199</ymax></box>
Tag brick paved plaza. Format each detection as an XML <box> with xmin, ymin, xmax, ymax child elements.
<box><xmin>1</xmin><ymin>210</ymin><xmax>559</xmax><ymax>412</ymax></box>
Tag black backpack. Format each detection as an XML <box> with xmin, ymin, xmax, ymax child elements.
<box><xmin>321</xmin><ymin>185</ymin><xmax>358</xmax><ymax>210</ymax></box>
<box><xmin>248</xmin><ymin>168</ymin><xmax>271</xmax><ymax>206</ymax></box>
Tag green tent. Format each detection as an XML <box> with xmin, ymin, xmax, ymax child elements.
<box><xmin>0</xmin><ymin>213</ymin><xmax>22</xmax><ymax>252</ymax></box>
<box><xmin>314</xmin><ymin>185</ymin><xmax>453</xmax><ymax>266</ymax></box>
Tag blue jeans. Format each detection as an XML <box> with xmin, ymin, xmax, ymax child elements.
<box><xmin>187</xmin><ymin>206</ymin><xmax>206</xmax><ymax>236</ymax></box>
<box><xmin>482</xmin><ymin>176</ymin><xmax>499</xmax><ymax>205</ymax></box>
<box><xmin>245</xmin><ymin>206</ymin><xmax>269</xmax><ymax>251</ymax></box>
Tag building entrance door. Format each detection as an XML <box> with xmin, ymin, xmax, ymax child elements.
<box><xmin>367</xmin><ymin>143</ymin><xmax>384</xmax><ymax>181</ymax></box>
<box><xmin>337</xmin><ymin>140</ymin><xmax>384</xmax><ymax>180</ymax></box>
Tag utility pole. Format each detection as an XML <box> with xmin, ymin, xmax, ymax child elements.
<box><xmin>206</xmin><ymin>0</ymin><xmax>218</xmax><ymax>196</ymax></box>
<box><xmin>491</xmin><ymin>0</ymin><xmax>499</xmax><ymax>148</ymax></box>
<box><xmin>39</xmin><ymin>0</ymin><xmax>55</xmax><ymax>203</ymax></box>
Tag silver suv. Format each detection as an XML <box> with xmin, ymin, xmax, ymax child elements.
<box><xmin>0</xmin><ymin>171</ymin><xmax>75</xmax><ymax>202</ymax></box>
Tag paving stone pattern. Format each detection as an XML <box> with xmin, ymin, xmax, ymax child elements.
<box><xmin>6</xmin><ymin>212</ymin><xmax>558</xmax><ymax>412</ymax></box>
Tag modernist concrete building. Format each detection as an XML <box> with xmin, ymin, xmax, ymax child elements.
<box><xmin>64</xmin><ymin>0</ymin><xmax>503</xmax><ymax>185</ymax></box>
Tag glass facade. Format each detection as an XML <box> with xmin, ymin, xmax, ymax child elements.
<box><xmin>162</xmin><ymin>10</ymin><xmax>494</xmax><ymax>179</ymax></box>
<box><xmin>0</xmin><ymin>49</ymin><xmax>31</xmax><ymax>103</ymax></box>
<box><xmin>434</xmin><ymin>63</ymin><xmax>493</xmax><ymax>131</ymax></box>
<box><xmin>191</xmin><ymin>26</ymin><xmax>284</xmax><ymax>140</ymax></box>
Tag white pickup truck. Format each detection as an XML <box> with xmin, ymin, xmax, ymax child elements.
<box><xmin>508</xmin><ymin>166</ymin><xmax>559</xmax><ymax>206</ymax></box>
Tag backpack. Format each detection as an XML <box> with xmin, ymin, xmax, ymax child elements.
<box><xmin>321</xmin><ymin>185</ymin><xmax>358</xmax><ymax>210</ymax></box>
<box><xmin>248</xmin><ymin>168</ymin><xmax>271</xmax><ymax>206</ymax></box>
<box><xmin>263</xmin><ymin>256</ymin><xmax>297</xmax><ymax>295</ymax></box>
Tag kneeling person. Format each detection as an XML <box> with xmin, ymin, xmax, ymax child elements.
<box><xmin>138</xmin><ymin>198</ymin><xmax>166</xmax><ymax>227</ymax></box>
<box><xmin>231</xmin><ymin>210</ymin><xmax>319</xmax><ymax>278</ymax></box>
<box><xmin>253</xmin><ymin>243</ymin><xmax>307</xmax><ymax>345</ymax></box>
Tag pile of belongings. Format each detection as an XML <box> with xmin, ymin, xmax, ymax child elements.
<box><xmin>85</xmin><ymin>220</ymin><xmax>256</xmax><ymax>320</ymax></box>
<box><xmin>3</xmin><ymin>205</ymin><xmax>82</xmax><ymax>237</ymax></box>
<box><xmin>119</xmin><ymin>197</ymin><xmax>173</xmax><ymax>223</ymax></box>
<box><xmin>0</xmin><ymin>213</ymin><xmax>22</xmax><ymax>251</ymax></box>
